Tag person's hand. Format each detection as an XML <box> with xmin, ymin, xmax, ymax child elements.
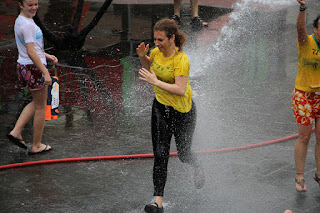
<box><xmin>136</xmin><ymin>42</ymin><xmax>149</xmax><ymax>58</ymax></box>
<box><xmin>44</xmin><ymin>72</ymin><xmax>52</xmax><ymax>86</ymax></box>
<box><xmin>139</xmin><ymin>67</ymin><xmax>158</xmax><ymax>86</ymax></box>
<box><xmin>46</xmin><ymin>54</ymin><xmax>58</xmax><ymax>65</ymax></box>
<box><xmin>297</xmin><ymin>0</ymin><xmax>306</xmax><ymax>6</ymax></box>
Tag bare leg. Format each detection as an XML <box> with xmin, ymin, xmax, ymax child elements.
<box><xmin>190</xmin><ymin>0</ymin><xmax>208</xmax><ymax>27</ymax></box>
<box><xmin>154</xmin><ymin>196</ymin><xmax>163</xmax><ymax>207</ymax></box>
<box><xmin>190</xmin><ymin>0</ymin><xmax>199</xmax><ymax>19</ymax></box>
<box><xmin>10</xmin><ymin>102</ymin><xmax>35</xmax><ymax>145</ymax></box>
<box><xmin>174</xmin><ymin>0</ymin><xmax>182</xmax><ymax>17</ymax></box>
<box><xmin>294</xmin><ymin>123</ymin><xmax>312</xmax><ymax>191</ymax></box>
<box><xmin>30</xmin><ymin>87</ymin><xmax>51</xmax><ymax>153</ymax></box>
<box><xmin>315</xmin><ymin>118</ymin><xmax>320</xmax><ymax>178</ymax></box>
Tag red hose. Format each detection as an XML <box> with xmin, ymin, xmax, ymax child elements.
<box><xmin>0</xmin><ymin>131</ymin><xmax>305</xmax><ymax>170</ymax></box>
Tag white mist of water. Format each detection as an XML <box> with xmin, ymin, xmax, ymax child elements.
<box><xmin>241</xmin><ymin>0</ymin><xmax>295</xmax><ymax>6</ymax></box>
<box><xmin>187</xmin><ymin>0</ymin><xmax>297</xmax><ymax>79</ymax></box>
<box><xmin>185</xmin><ymin>0</ymin><xmax>307</xmax><ymax>151</ymax></box>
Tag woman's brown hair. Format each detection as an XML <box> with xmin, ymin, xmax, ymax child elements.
<box><xmin>154</xmin><ymin>18</ymin><xmax>187</xmax><ymax>51</ymax></box>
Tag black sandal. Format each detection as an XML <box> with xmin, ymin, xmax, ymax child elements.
<box><xmin>171</xmin><ymin>15</ymin><xmax>181</xmax><ymax>26</ymax></box>
<box><xmin>6</xmin><ymin>134</ymin><xmax>28</xmax><ymax>149</ymax></box>
<box><xmin>191</xmin><ymin>16</ymin><xmax>208</xmax><ymax>29</ymax></box>
<box><xmin>144</xmin><ymin>202</ymin><xmax>163</xmax><ymax>213</ymax></box>
<box><xmin>314</xmin><ymin>173</ymin><xmax>320</xmax><ymax>186</ymax></box>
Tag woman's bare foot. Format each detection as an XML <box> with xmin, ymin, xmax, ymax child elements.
<box><xmin>31</xmin><ymin>144</ymin><xmax>52</xmax><ymax>154</ymax></box>
<box><xmin>295</xmin><ymin>176</ymin><xmax>307</xmax><ymax>192</ymax></box>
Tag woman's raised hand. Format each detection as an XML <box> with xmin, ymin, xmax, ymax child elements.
<box><xmin>136</xmin><ymin>42</ymin><xmax>149</xmax><ymax>57</ymax></box>
<box><xmin>297</xmin><ymin>0</ymin><xmax>306</xmax><ymax>6</ymax></box>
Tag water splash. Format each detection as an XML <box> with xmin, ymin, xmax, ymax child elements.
<box><xmin>235</xmin><ymin>0</ymin><xmax>298</xmax><ymax>13</ymax></box>
<box><xmin>241</xmin><ymin>0</ymin><xmax>295</xmax><ymax>6</ymax></box>
<box><xmin>188</xmin><ymin>0</ymin><xmax>297</xmax><ymax>80</ymax></box>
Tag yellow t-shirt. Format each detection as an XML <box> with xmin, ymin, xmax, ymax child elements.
<box><xmin>150</xmin><ymin>47</ymin><xmax>193</xmax><ymax>113</ymax></box>
<box><xmin>295</xmin><ymin>34</ymin><xmax>320</xmax><ymax>92</ymax></box>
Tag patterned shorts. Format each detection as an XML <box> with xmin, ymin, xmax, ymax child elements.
<box><xmin>292</xmin><ymin>88</ymin><xmax>320</xmax><ymax>125</ymax></box>
<box><xmin>17</xmin><ymin>63</ymin><xmax>44</xmax><ymax>91</ymax></box>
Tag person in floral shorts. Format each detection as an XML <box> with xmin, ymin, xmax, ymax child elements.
<box><xmin>293</xmin><ymin>0</ymin><xmax>320</xmax><ymax>192</ymax></box>
<box><xmin>6</xmin><ymin>0</ymin><xmax>58</xmax><ymax>155</ymax></box>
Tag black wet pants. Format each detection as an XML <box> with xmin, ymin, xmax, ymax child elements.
<box><xmin>151</xmin><ymin>98</ymin><xmax>197</xmax><ymax>196</ymax></box>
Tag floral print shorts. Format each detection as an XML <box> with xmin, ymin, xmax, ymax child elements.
<box><xmin>292</xmin><ymin>88</ymin><xmax>320</xmax><ymax>125</ymax></box>
<box><xmin>17</xmin><ymin>63</ymin><xmax>44</xmax><ymax>91</ymax></box>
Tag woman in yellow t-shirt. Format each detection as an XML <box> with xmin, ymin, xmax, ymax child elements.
<box><xmin>136</xmin><ymin>18</ymin><xmax>205</xmax><ymax>213</ymax></box>
<box><xmin>293</xmin><ymin>0</ymin><xmax>320</xmax><ymax>192</ymax></box>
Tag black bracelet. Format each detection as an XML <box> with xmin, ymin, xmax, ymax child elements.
<box><xmin>300</xmin><ymin>6</ymin><xmax>306</xmax><ymax>11</ymax></box>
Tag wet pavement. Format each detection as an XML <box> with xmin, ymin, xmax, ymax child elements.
<box><xmin>1</xmin><ymin>0</ymin><xmax>320</xmax><ymax>212</ymax></box>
